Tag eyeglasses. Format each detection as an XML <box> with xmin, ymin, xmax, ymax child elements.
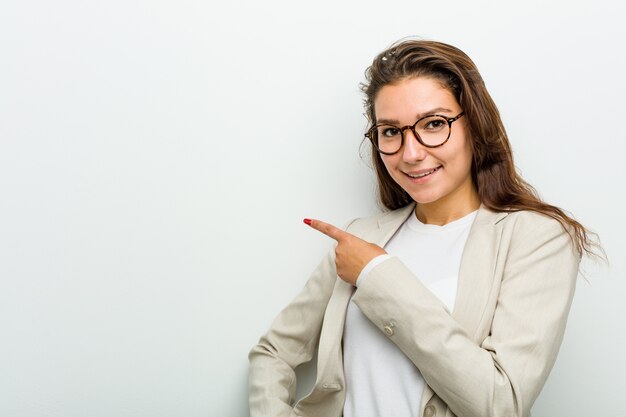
<box><xmin>365</xmin><ymin>112</ymin><xmax>465</xmax><ymax>155</ymax></box>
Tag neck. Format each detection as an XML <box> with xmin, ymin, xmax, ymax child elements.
<box><xmin>414</xmin><ymin>182</ymin><xmax>481</xmax><ymax>226</ymax></box>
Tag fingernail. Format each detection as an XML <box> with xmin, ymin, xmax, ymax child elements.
<box><xmin>303</xmin><ymin>218</ymin><xmax>312</xmax><ymax>225</ymax></box>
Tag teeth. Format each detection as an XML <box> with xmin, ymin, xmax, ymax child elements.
<box><xmin>408</xmin><ymin>167</ymin><xmax>438</xmax><ymax>178</ymax></box>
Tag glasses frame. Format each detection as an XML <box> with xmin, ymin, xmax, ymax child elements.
<box><xmin>365</xmin><ymin>111</ymin><xmax>465</xmax><ymax>155</ymax></box>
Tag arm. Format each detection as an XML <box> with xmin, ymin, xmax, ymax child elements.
<box><xmin>351</xmin><ymin>215</ymin><xmax>581</xmax><ymax>417</ymax></box>
<box><xmin>248</xmin><ymin>248</ymin><xmax>338</xmax><ymax>417</ymax></box>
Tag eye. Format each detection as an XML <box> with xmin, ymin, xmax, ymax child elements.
<box><xmin>378</xmin><ymin>125</ymin><xmax>400</xmax><ymax>138</ymax></box>
<box><xmin>424</xmin><ymin>119</ymin><xmax>445</xmax><ymax>131</ymax></box>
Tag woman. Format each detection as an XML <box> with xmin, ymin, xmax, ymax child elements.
<box><xmin>248</xmin><ymin>39</ymin><xmax>597</xmax><ymax>417</ymax></box>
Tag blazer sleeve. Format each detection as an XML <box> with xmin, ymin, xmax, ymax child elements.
<box><xmin>248</xmin><ymin>246</ymin><xmax>339</xmax><ymax>417</ymax></box>
<box><xmin>351</xmin><ymin>214</ymin><xmax>581</xmax><ymax>417</ymax></box>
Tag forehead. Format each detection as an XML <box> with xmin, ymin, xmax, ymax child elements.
<box><xmin>374</xmin><ymin>77</ymin><xmax>459</xmax><ymax>121</ymax></box>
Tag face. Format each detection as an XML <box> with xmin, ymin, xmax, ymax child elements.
<box><xmin>374</xmin><ymin>76</ymin><xmax>476</xmax><ymax>210</ymax></box>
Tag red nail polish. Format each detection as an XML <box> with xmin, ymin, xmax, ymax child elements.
<box><xmin>303</xmin><ymin>218</ymin><xmax>312</xmax><ymax>225</ymax></box>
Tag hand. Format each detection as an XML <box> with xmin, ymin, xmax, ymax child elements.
<box><xmin>304</xmin><ymin>218</ymin><xmax>387</xmax><ymax>286</ymax></box>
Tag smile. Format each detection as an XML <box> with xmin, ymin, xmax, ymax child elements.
<box><xmin>405</xmin><ymin>166</ymin><xmax>442</xmax><ymax>179</ymax></box>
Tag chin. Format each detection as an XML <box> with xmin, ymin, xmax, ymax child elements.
<box><xmin>406</xmin><ymin>190</ymin><xmax>443</xmax><ymax>205</ymax></box>
<box><xmin>410</xmin><ymin>196</ymin><xmax>441</xmax><ymax>205</ymax></box>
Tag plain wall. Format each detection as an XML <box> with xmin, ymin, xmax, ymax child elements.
<box><xmin>1</xmin><ymin>0</ymin><xmax>625</xmax><ymax>416</ymax></box>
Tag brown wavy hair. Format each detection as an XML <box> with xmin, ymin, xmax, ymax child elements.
<box><xmin>361</xmin><ymin>39</ymin><xmax>599</xmax><ymax>258</ymax></box>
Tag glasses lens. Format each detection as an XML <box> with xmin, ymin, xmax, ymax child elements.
<box><xmin>415</xmin><ymin>116</ymin><xmax>450</xmax><ymax>146</ymax></box>
<box><xmin>374</xmin><ymin>125</ymin><xmax>402</xmax><ymax>154</ymax></box>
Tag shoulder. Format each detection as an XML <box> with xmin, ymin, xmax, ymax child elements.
<box><xmin>343</xmin><ymin>204</ymin><xmax>414</xmax><ymax>237</ymax></box>
<box><xmin>472</xmin><ymin>206</ymin><xmax>576</xmax><ymax>253</ymax></box>
<box><xmin>496</xmin><ymin>209</ymin><xmax>568</xmax><ymax>237</ymax></box>
<box><xmin>491</xmin><ymin>209</ymin><xmax>579</xmax><ymax>261</ymax></box>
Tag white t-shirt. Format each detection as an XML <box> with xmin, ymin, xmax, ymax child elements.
<box><xmin>343</xmin><ymin>209</ymin><xmax>477</xmax><ymax>417</ymax></box>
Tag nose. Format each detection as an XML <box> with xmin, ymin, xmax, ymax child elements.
<box><xmin>401</xmin><ymin>129</ymin><xmax>428</xmax><ymax>163</ymax></box>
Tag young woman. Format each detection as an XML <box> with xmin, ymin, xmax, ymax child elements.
<box><xmin>248</xmin><ymin>39</ymin><xmax>597</xmax><ymax>417</ymax></box>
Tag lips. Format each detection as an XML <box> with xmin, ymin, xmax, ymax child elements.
<box><xmin>405</xmin><ymin>166</ymin><xmax>442</xmax><ymax>179</ymax></box>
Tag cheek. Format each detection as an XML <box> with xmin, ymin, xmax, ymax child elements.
<box><xmin>461</xmin><ymin>141</ymin><xmax>474</xmax><ymax>170</ymax></box>
<box><xmin>452</xmin><ymin>142</ymin><xmax>474</xmax><ymax>179</ymax></box>
<box><xmin>380</xmin><ymin>155</ymin><xmax>398</xmax><ymax>177</ymax></box>
<box><xmin>448</xmin><ymin>134</ymin><xmax>473</xmax><ymax>165</ymax></box>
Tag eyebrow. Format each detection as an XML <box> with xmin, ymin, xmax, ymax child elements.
<box><xmin>375</xmin><ymin>107</ymin><xmax>455</xmax><ymax>125</ymax></box>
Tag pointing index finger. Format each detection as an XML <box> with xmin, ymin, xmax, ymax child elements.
<box><xmin>304</xmin><ymin>218</ymin><xmax>350</xmax><ymax>242</ymax></box>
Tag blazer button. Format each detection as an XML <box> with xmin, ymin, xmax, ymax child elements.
<box><xmin>383</xmin><ymin>320</ymin><xmax>396</xmax><ymax>336</ymax></box>
<box><xmin>424</xmin><ymin>404</ymin><xmax>436</xmax><ymax>417</ymax></box>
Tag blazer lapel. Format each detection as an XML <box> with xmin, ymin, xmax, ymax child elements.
<box><xmin>316</xmin><ymin>204</ymin><xmax>508</xmax><ymax>406</ymax></box>
<box><xmin>452</xmin><ymin>206</ymin><xmax>507</xmax><ymax>339</ymax></box>
<box><xmin>315</xmin><ymin>204</ymin><xmax>416</xmax><ymax>379</ymax></box>
<box><xmin>366</xmin><ymin>203</ymin><xmax>416</xmax><ymax>245</ymax></box>
<box><xmin>421</xmin><ymin>205</ymin><xmax>508</xmax><ymax>407</ymax></box>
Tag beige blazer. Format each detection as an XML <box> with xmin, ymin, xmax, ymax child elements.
<box><xmin>249</xmin><ymin>204</ymin><xmax>581</xmax><ymax>417</ymax></box>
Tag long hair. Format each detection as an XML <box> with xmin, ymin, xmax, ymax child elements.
<box><xmin>361</xmin><ymin>39</ymin><xmax>599</xmax><ymax>258</ymax></box>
